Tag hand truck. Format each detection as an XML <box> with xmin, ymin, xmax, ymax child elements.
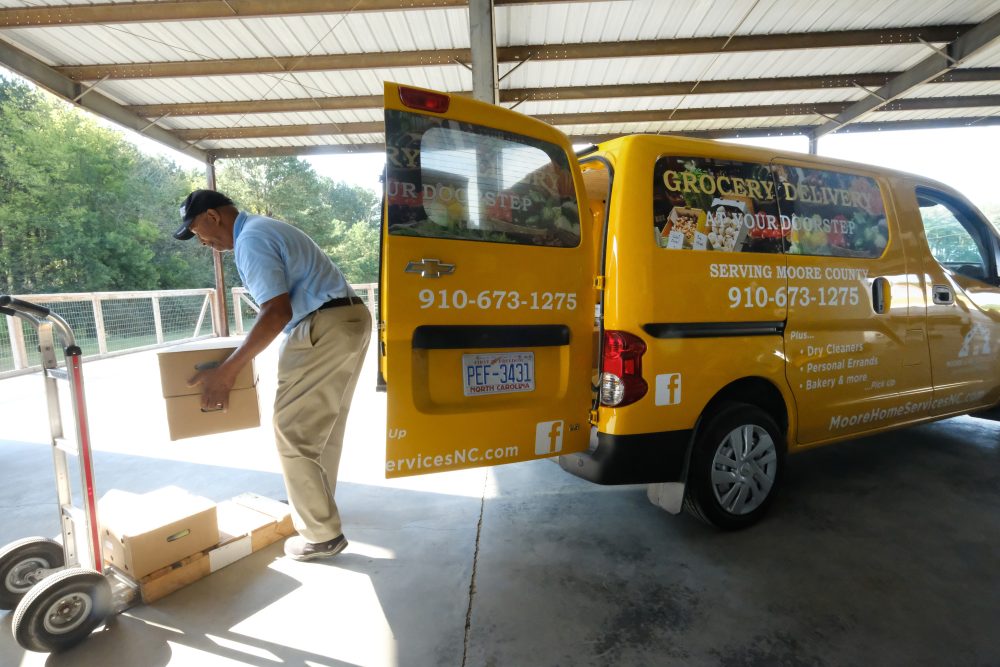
<box><xmin>0</xmin><ymin>296</ymin><xmax>137</xmax><ymax>653</ymax></box>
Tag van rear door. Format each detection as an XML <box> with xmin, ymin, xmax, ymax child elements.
<box><xmin>379</xmin><ymin>83</ymin><xmax>595</xmax><ymax>478</ymax></box>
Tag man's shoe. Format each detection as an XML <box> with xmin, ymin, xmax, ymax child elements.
<box><xmin>283</xmin><ymin>534</ymin><xmax>348</xmax><ymax>561</ymax></box>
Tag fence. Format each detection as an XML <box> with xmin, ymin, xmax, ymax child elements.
<box><xmin>231</xmin><ymin>283</ymin><xmax>378</xmax><ymax>334</ymax></box>
<box><xmin>2</xmin><ymin>284</ymin><xmax>380</xmax><ymax>378</ymax></box>
<box><xmin>1</xmin><ymin>289</ymin><xmax>216</xmax><ymax>378</ymax></box>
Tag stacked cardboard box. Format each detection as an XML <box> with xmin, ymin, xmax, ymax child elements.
<box><xmin>157</xmin><ymin>338</ymin><xmax>261</xmax><ymax>441</ymax></box>
<box><xmin>99</xmin><ymin>487</ymin><xmax>219</xmax><ymax>580</ymax></box>
<box><xmin>99</xmin><ymin>489</ymin><xmax>295</xmax><ymax>604</ymax></box>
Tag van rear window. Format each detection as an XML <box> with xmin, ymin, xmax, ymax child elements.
<box><xmin>652</xmin><ymin>157</ymin><xmax>888</xmax><ymax>258</ymax></box>
<box><xmin>385</xmin><ymin>109</ymin><xmax>580</xmax><ymax>248</ymax></box>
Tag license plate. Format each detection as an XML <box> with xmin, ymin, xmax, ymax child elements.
<box><xmin>462</xmin><ymin>352</ymin><xmax>535</xmax><ymax>397</ymax></box>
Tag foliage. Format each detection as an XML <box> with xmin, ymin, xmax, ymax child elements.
<box><xmin>331</xmin><ymin>218</ymin><xmax>380</xmax><ymax>284</ymax></box>
<box><xmin>982</xmin><ymin>204</ymin><xmax>1000</xmax><ymax>234</ymax></box>
<box><xmin>0</xmin><ymin>76</ymin><xmax>206</xmax><ymax>293</ymax></box>
<box><xmin>0</xmin><ymin>75</ymin><xmax>382</xmax><ymax>296</ymax></box>
<box><xmin>216</xmin><ymin>156</ymin><xmax>380</xmax><ymax>282</ymax></box>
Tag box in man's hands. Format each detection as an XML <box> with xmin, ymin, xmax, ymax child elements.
<box><xmin>158</xmin><ymin>338</ymin><xmax>260</xmax><ymax>440</ymax></box>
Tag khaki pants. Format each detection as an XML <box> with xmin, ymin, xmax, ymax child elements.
<box><xmin>274</xmin><ymin>303</ymin><xmax>371</xmax><ymax>543</ymax></box>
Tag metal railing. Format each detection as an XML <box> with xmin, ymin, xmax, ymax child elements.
<box><xmin>231</xmin><ymin>283</ymin><xmax>378</xmax><ymax>334</ymax></box>
<box><xmin>1</xmin><ymin>289</ymin><xmax>216</xmax><ymax>378</ymax></box>
<box><xmin>2</xmin><ymin>284</ymin><xmax>380</xmax><ymax>378</ymax></box>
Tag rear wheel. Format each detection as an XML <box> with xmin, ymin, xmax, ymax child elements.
<box><xmin>684</xmin><ymin>402</ymin><xmax>784</xmax><ymax>530</ymax></box>
<box><xmin>12</xmin><ymin>568</ymin><xmax>111</xmax><ymax>653</ymax></box>
<box><xmin>0</xmin><ymin>537</ymin><xmax>65</xmax><ymax>610</ymax></box>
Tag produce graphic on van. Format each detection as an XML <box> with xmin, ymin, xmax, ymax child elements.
<box><xmin>653</xmin><ymin>156</ymin><xmax>889</xmax><ymax>258</ymax></box>
<box><xmin>774</xmin><ymin>166</ymin><xmax>889</xmax><ymax>258</ymax></box>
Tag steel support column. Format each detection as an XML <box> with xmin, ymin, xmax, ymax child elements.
<box><xmin>206</xmin><ymin>160</ymin><xmax>229</xmax><ymax>337</ymax></box>
<box><xmin>469</xmin><ymin>0</ymin><xmax>498</xmax><ymax>104</ymax></box>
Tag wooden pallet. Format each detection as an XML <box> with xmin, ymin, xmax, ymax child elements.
<box><xmin>136</xmin><ymin>493</ymin><xmax>295</xmax><ymax>604</ymax></box>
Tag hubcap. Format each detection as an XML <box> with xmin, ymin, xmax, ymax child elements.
<box><xmin>43</xmin><ymin>591</ymin><xmax>93</xmax><ymax>635</ymax></box>
<box><xmin>711</xmin><ymin>423</ymin><xmax>778</xmax><ymax>516</ymax></box>
<box><xmin>5</xmin><ymin>557</ymin><xmax>50</xmax><ymax>593</ymax></box>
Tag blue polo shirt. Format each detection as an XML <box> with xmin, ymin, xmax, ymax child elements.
<box><xmin>233</xmin><ymin>211</ymin><xmax>353</xmax><ymax>332</ymax></box>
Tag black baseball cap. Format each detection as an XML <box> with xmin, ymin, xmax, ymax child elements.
<box><xmin>173</xmin><ymin>189</ymin><xmax>234</xmax><ymax>240</ymax></box>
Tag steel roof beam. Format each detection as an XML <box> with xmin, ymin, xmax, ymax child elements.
<box><xmin>127</xmin><ymin>95</ymin><xmax>385</xmax><ymax>117</ymax></box>
<box><xmin>0</xmin><ymin>0</ymin><xmax>597</xmax><ymax>27</ymax></box>
<box><xmin>565</xmin><ymin>116</ymin><xmax>1000</xmax><ymax>143</ymax></box>
<box><xmin>171</xmin><ymin>95</ymin><xmax>1000</xmax><ymax>141</ymax></box>
<box><xmin>123</xmin><ymin>68</ymin><xmax>1000</xmax><ymax>118</ymax></box>
<box><xmin>205</xmin><ymin>116</ymin><xmax>1000</xmax><ymax>158</ymax></box>
<box><xmin>0</xmin><ymin>39</ymin><xmax>208</xmax><ymax>161</ymax></box>
<box><xmin>210</xmin><ymin>144</ymin><xmax>387</xmax><ymax>160</ymax></box>
<box><xmin>55</xmin><ymin>25</ymin><xmax>970</xmax><ymax>81</ymax></box>
<box><xmin>174</xmin><ymin>122</ymin><xmax>384</xmax><ymax>141</ymax></box>
<box><xmin>813</xmin><ymin>11</ymin><xmax>1000</xmax><ymax>138</ymax></box>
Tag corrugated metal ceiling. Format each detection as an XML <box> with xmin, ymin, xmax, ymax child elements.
<box><xmin>0</xmin><ymin>0</ymin><xmax>998</xmax><ymax>160</ymax></box>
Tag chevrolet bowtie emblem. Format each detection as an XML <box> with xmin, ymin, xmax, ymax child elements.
<box><xmin>404</xmin><ymin>259</ymin><xmax>455</xmax><ymax>278</ymax></box>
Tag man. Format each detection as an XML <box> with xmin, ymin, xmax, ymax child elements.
<box><xmin>173</xmin><ymin>189</ymin><xmax>371</xmax><ymax>561</ymax></box>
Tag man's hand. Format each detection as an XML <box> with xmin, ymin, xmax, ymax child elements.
<box><xmin>186</xmin><ymin>292</ymin><xmax>292</xmax><ymax>413</ymax></box>
<box><xmin>188</xmin><ymin>365</ymin><xmax>237</xmax><ymax>412</ymax></box>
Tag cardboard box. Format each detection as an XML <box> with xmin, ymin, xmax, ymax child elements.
<box><xmin>162</xmin><ymin>387</ymin><xmax>261</xmax><ymax>440</ymax></box>
<box><xmin>137</xmin><ymin>493</ymin><xmax>295</xmax><ymax>604</ymax></box>
<box><xmin>99</xmin><ymin>487</ymin><xmax>220</xmax><ymax>580</ymax></box>
<box><xmin>157</xmin><ymin>339</ymin><xmax>260</xmax><ymax>440</ymax></box>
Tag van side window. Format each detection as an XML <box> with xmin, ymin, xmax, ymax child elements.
<box><xmin>652</xmin><ymin>156</ymin><xmax>782</xmax><ymax>254</ymax></box>
<box><xmin>384</xmin><ymin>109</ymin><xmax>580</xmax><ymax>248</ymax></box>
<box><xmin>917</xmin><ymin>189</ymin><xmax>993</xmax><ymax>283</ymax></box>
<box><xmin>773</xmin><ymin>166</ymin><xmax>888</xmax><ymax>259</ymax></box>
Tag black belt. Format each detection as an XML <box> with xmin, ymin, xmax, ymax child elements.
<box><xmin>317</xmin><ymin>296</ymin><xmax>364</xmax><ymax>311</ymax></box>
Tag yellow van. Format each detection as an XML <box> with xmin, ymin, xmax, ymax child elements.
<box><xmin>378</xmin><ymin>82</ymin><xmax>1000</xmax><ymax>529</ymax></box>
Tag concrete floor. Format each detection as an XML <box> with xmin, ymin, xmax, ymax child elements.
<box><xmin>1</xmin><ymin>341</ymin><xmax>999</xmax><ymax>666</ymax></box>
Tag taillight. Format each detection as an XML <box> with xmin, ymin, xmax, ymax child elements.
<box><xmin>600</xmin><ymin>330</ymin><xmax>648</xmax><ymax>407</ymax></box>
<box><xmin>399</xmin><ymin>87</ymin><xmax>450</xmax><ymax>113</ymax></box>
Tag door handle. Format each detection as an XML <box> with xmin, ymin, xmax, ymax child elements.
<box><xmin>932</xmin><ymin>284</ymin><xmax>954</xmax><ymax>305</ymax></box>
<box><xmin>871</xmin><ymin>277</ymin><xmax>889</xmax><ymax>314</ymax></box>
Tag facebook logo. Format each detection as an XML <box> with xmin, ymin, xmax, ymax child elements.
<box><xmin>535</xmin><ymin>420</ymin><xmax>564</xmax><ymax>455</ymax></box>
<box><xmin>655</xmin><ymin>373</ymin><xmax>682</xmax><ymax>406</ymax></box>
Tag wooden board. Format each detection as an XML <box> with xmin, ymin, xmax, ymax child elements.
<box><xmin>134</xmin><ymin>494</ymin><xmax>295</xmax><ymax>604</ymax></box>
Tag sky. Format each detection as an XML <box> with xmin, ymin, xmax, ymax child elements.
<box><xmin>725</xmin><ymin>128</ymin><xmax>1000</xmax><ymax>213</ymax></box>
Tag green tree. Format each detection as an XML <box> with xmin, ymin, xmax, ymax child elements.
<box><xmin>982</xmin><ymin>203</ymin><xmax>1000</xmax><ymax>233</ymax></box>
<box><xmin>216</xmin><ymin>156</ymin><xmax>380</xmax><ymax>283</ymax></box>
<box><xmin>129</xmin><ymin>156</ymin><xmax>213</xmax><ymax>289</ymax></box>
<box><xmin>0</xmin><ymin>76</ymin><xmax>380</xmax><ymax>295</ymax></box>
<box><xmin>0</xmin><ymin>75</ymin><xmax>205</xmax><ymax>294</ymax></box>
<box><xmin>331</xmin><ymin>219</ymin><xmax>380</xmax><ymax>284</ymax></box>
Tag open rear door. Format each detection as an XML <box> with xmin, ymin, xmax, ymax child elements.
<box><xmin>380</xmin><ymin>83</ymin><xmax>595</xmax><ymax>478</ymax></box>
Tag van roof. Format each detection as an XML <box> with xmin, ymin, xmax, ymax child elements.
<box><xmin>595</xmin><ymin>132</ymin><xmax>962</xmax><ymax>198</ymax></box>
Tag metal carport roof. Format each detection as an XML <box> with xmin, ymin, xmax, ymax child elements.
<box><xmin>1</xmin><ymin>0</ymin><xmax>999</xmax><ymax>163</ymax></box>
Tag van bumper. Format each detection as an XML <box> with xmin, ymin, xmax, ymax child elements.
<box><xmin>558</xmin><ymin>429</ymin><xmax>693</xmax><ymax>485</ymax></box>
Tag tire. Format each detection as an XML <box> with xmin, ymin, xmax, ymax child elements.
<box><xmin>0</xmin><ymin>537</ymin><xmax>65</xmax><ymax>610</ymax></box>
<box><xmin>683</xmin><ymin>402</ymin><xmax>785</xmax><ymax>530</ymax></box>
<box><xmin>12</xmin><ymin>568</ymin><xmax>111</xmax><ymax>653</ymax></box>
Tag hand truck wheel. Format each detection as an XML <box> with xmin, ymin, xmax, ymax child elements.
<box><xmin>0</xmin><ymin>537</ymin><xmax>65</xmax><ymax>610</ymax></box>
<box><xmin>12</xmin><ymin>567</ymin><xmax>111</xmax><ymax>653</ymax></box>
